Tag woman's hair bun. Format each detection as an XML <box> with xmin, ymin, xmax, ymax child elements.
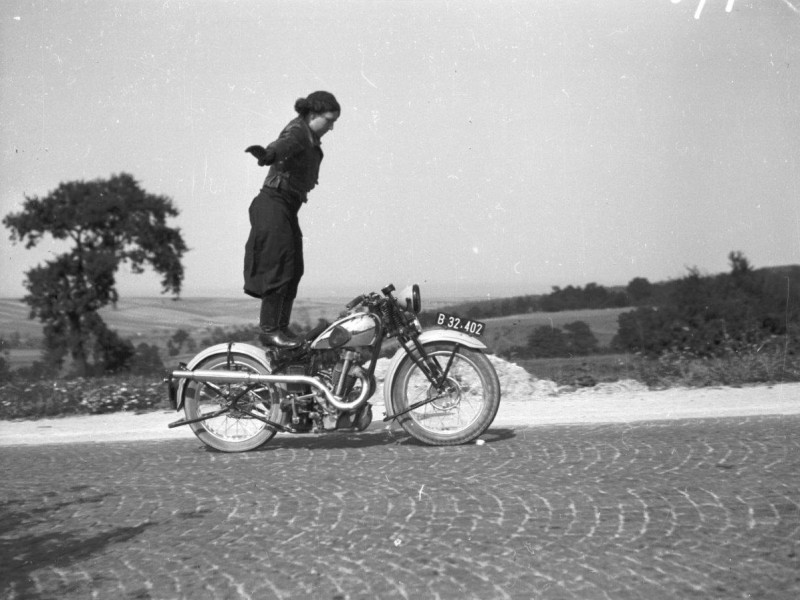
<box><xmin>294</xmin><ymin>97</ymin><xmax>310</xmax><ymax>114</ymax></box>
<box><xmin>295</xmin><ymin>91</ymin><xmax>340</xmax><ymax>116</ymax></box>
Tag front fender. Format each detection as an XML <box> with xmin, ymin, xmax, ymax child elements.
<box><xmin>172</xmin><ymin>342</ymin><xmax>270</xmax><ymax>410</ymax></box>
<box><xmin>382</xmin><ymin>330</ymin><xmax>487</xmax><ymax>406</ymax></box>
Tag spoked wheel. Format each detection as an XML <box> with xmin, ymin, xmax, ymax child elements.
<box><xmin>390</xmin><ymin>343</ymin><xmax>501</xmax><ymax>446</ymax></box>
<box><xmin>181</xmin><ymin>352</ymin><xmax>282</xmax><ymax>452</ymax></box>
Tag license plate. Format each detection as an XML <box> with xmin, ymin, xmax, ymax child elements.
<box><xmin>435</xmin><ymin>312</ymin><xmax>486</xmax><ymax>337</ymax></box>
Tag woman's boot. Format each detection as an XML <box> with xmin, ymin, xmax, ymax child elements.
<box><xmin>279</xmin><ymin>297</ymin><xmax>298</xmax><ymax>339</ymax></box>
<box><xmin>259</xmin><ymin>294</ymin><xmax>300</xmax><ymax>349</ymax></box>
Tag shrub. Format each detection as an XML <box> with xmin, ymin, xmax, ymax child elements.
<box><xmin>563</xmin><ymin>321</ymin><xmax>599</xmax><ymax>355</ymax></box>
<box><xmin>200</xmin><ymin>325</ymin><xmax>260</xmax><ymax>346</ymax></box>
<box><xmin>628</xmin><ymin>340</ymin><xmax>800</xmax><ymax>389</ymax></box>
<box><xmin>526</xmin><ymin>325</ymin><xmax>568</xmax><ymax>358</ymax></box>
<box><xmin>0</xmin><ymin>355</ymin><xmax>10</xmax><ymax>384</ymax></box>
<box><xmin>0</xmin><ymin>376</ymin><xmax>169</xmax><ymax>420</ymax></box>
<box><xmin>613</xmin><ymin>256</ymin><xmax>800</xmax><ymax>359</ymax></box>
<box><xmin>130</xmin><ymin>343</ymin><xmax>166</xmax><ymax>375</ymax></box>
<box><xmin>514</xmin><ymin>320</ymin><xmax>600</xmax><ymax>359</ymax></box>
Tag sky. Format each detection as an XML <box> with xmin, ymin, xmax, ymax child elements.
<box><xmin>1</xmin><ymin>0</ymin><xmax>799</xmax><ymax>301</ymax></box>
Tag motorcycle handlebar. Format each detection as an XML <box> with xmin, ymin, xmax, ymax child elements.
<box><xmin>345</xmin><ymin>283</ymin><xmax>397</xmax><ymax>310</ymax></box>
<box><xmin>346</xmin><ymin>294</ymin><xmax>366</xmax><ymax>310</ymax></box>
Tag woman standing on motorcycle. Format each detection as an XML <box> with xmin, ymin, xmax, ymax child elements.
<box><xmin>243</xmin><ymin>91</ymin><xmax>340</xmax><ymax>349</ymax></box>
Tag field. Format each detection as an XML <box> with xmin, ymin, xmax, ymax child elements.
<box><xmin>479</xmin><ymin>307</ymin><xmax>629</xmax><ymax>355</ymax></box>
<box><xmin>0</xmin><ymin>300</ymin><xmax>44</xmax><ymax>341</ymax></box>
<box><xmin>0</xmin><ymin>296</ymin><xmax>344</xmax><ymax>343</ymax></box>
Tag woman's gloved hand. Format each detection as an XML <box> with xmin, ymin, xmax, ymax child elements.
<box><xmin>245</xmin><ymin>145</ymin><xmax>274</xmax><ymax>166</ymax></box>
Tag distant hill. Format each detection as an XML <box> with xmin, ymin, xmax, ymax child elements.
<box><xmin>0</xmin><ymin>300</ymin><xmax>40</xmax><ymax>340</ymax></box>
<box><xmin>759</xmin><ymin>264</ymin><xmax>800</xmax><ymax>278</ymax></box>
<box><xmin>0</xmin><ymin>294</ymin><xmax>459</xmax><ymax>344</ymax></box>
<box><xmin>0</xmin><ymin>297</ymin><xmax>341</xmax><ymax>344</ymax></box>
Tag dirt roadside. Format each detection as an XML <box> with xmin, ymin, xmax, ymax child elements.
<box><xmin>1</xmin><ymin>382</ymin><xmax>798</xmax><ymax>447</ymax></box>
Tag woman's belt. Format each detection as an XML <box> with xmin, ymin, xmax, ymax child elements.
<box><xmin>264</xmin><ymin>175</ymin><xmax>307</xmax><ymax>203</ymax></box>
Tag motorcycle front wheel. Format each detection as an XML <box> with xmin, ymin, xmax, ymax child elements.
<box><xmin>181</xmin><ymin>352</ymin><xmax>282</xmax><ymax>452</ymax></box>
<box><xmin>389</xmin><ymin>342</ymin><xmax>501</xmax><ymax>446</ymax></box>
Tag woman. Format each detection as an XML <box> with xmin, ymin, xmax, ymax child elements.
<box><xmin>243</xmin><ymin>91</ymin><xmax>340</xmax><ymax>348</ymax></box>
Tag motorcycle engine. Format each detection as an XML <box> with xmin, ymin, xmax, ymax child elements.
<box><xmin>284</xmin><ymin>364</ymin><xmax>308</xmax><ymax>394</ymax></box>
<box><xmin>281</xmin><ymin>349</ymin><xmax>370</xmax><ymax>433</ymax></box>
<box><xmin>332</xmin><ymin>359</ymin><xmax>357</xmax><ymax>398</ymax></box>
<box><xmin>331</xmin><ymin>349</ymin><xmax>369</xmax><ymax>401</ymax></box>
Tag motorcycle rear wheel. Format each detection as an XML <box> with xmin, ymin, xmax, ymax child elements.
<box><xmin>181</xmin><ymin>352</ymin><xmax>282</xmax><ymax>452</ymax></box>
<box><xmin>389</xmin><ymin>343</ymin><xmax>501</xmax><ymax>446</ymax></box>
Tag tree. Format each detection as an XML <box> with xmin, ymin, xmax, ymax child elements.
<box><xmin>612</xmin><ymin>306</ymin><xmax>676</xmax><ymax>356</ymax></box>
<box><xmin>563</xmin><ymin>321</ymin><xmax>599</xmax><ymax>356</ymax></box>
<box><xmin>3</xmin><ymin>173</ymin><xmax>187</xmax><ymax>375</ymax></box>
<box><xmin>728</xmin><ymin>250</ymin><xmax>752</xmax><ymax>277</ymax></box>
<box><xmin>540</xmin><ymin>282</ymin><xmax>627</xmax><ymax>311</ymax></box>
<box><xmin>626</xmin><ymin>277</ymin><xmax>653</xmax><ymax>304</ymax></box>
<box><xmin>0</xmin><ymin>337</ymin><xmax>10</xmax><ymax>383</ymax></box>
<box><xmin>167</xmin><ymin>328</ymin><xmax>192</xmax><ymax>356</ymax></box>
<box><xmin>129</xmin><ymin>343</ymin><xmax>165</xmax><ymax>375</ymax></box>
<box><xmin>527</xmin><ymin>325</ymin><xmax>568</xmax><ymax>358</ymax></box>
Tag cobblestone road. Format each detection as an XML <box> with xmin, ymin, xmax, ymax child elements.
<box><xmin>2</xmin><ymin>415</ymin><xmax>799</xmax><ymax>599</ymax></box>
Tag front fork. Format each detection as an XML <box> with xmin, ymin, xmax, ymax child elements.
<box><xmin>405</xmin><ymin>335</ymin><xmax>461</xmax><ymax>387</ymax></box>
<box><xmin>382</xmin><ymin>338</ymin><xmax>461</xmax><ymax>422</ymax></box>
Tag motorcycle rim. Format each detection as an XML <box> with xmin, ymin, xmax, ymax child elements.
<box><xmin>181</xmin><ymin>352</ymin><xmax>280</xmax><ymax>452</ymax></box>
<box><xmin>390</xmin><ymin>343</ymin><xmax>500</xmax><ymax>446</ymax></box>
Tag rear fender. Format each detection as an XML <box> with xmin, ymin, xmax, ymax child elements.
<box><xmin>172</xmin><ymin>342</ymin><xmax>270</xmax><ymax>411</ymax></box>
<box><xmin>382</xmin><ymin>330</ymin><xmax>487</xmax><ymax>406</ymax></box>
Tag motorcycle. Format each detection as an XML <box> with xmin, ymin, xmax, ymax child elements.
<box><xmin>165</xmin><ymin>283</ymin><xmax>501</xmax><ymax>452</ymax></box>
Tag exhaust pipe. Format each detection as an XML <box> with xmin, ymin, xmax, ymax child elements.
<box><xmin>170</xmin><ymin>368</ymin><xmax>372</xmax><ymax>412</ymax></box>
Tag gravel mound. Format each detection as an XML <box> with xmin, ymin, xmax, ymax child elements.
<box><xmin>370</xmin><ymin>354</ymin><xmax>647</xmax><ymax>402</ymax></box>
<box><xmin>487</xmin><ymin>355</ymin><xmax>650</xmax><ymax>398</ymax></box>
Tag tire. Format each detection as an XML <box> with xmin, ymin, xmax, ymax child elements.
<box><xmin>181</xmin><ymin>352</ymin><xmax>282</xmax><ymax>452</ymax></box>
<box><xmin>389</xmin><ymin>342</ymin><xmax>501</xmax><ymax>446</ymax></box>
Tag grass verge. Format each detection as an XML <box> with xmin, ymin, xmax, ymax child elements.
<box><xmin>519</xmin><ymin>349</ymin><xmax>800</xmax><ymax>389</ymax></box>
<box><xmin>0</xmin><ymin>376</ymin><xmax>168</xmax><ymax>420</ymax></box>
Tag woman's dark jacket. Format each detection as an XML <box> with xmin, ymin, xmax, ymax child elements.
<box><xmin>243</xmin><ymin>117</ymin><xmax>324</xmax><ymax>299</ymax></box>
<box><xmin>263</xmin><ymin>116</ymin><xmax>323</xmax><ymax>201</ymax></box>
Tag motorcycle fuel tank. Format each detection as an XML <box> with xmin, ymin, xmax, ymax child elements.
<box><xmin>311</xmin><ymin>313</ymin><xmax>381</xmax><ymax>350</ymax></box>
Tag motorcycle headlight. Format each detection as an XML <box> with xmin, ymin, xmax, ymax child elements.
<box><xmin>398</xmin><ymin>284</ymin><xmax>422</xmax><ymax>314</ymax></box>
